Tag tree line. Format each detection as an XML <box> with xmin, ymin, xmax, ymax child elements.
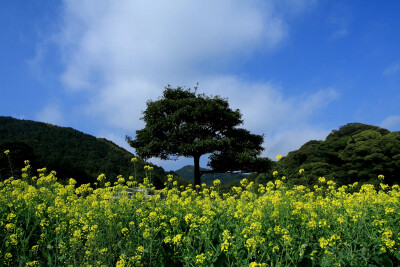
<box><xmin>128</xmin><ymin>85</ymin><xmax>400</xmax><ymax>187</ymax></box>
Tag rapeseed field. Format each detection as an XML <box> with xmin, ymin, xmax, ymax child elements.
<box><xmin>1</xmin><ymin>154</ymin><xmax>399</xmax><ymax>266</ymax></box>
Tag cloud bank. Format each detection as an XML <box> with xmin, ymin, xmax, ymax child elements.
<box><xmin>51</xmin><ymin>0</ymin><xmax>337</xmax><ymax>169</ymax></box>
<box><xmin>200</xmin><ymin>76</ymin><xmax>338</xmax><ymax>156</ymax></box>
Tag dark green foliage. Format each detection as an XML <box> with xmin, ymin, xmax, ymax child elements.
<box><xmin>207</xmin><ymin>128</ymin><xmax>272</xmax><ymax>173</ymax></box>
<box><xmin>127</xmin><ymin>85</ymin><xmax>271</xmax><ymax>185</ymax></box>
<box><xmin>0</xmin><ymin>116</ymin><xmax>185</xmax><ymax>187</ymax></box>
<box><xmin>277</xmin><ymin>123</ymin><xmax>400</xmax><ymax>186</ymax></box>
<box><xmin>174</xmin><ymin>165</ymin><xmax>247</xmax><ymax>186</ymax></box>
<box><xmin>0</xmin><ymin>141</ymin><xmax>38</xmax><ymax>179</ymax></box>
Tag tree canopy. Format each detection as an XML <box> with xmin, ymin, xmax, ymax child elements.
<box><xmin>276</xmin><ymin>123</ymin><xmax>400</xmax><ymax>186</ymax></box>
<box><xmin>126</xmin><ymin>85</ymin><xmax>271</xmax><ymax>185</ymax></box>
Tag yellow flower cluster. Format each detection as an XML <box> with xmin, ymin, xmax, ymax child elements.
<box><xmin>143</xmin><ymin>165</ymin><xmax>153</xmax><ymax>171</ymax></box>
<box><xmin>96</xmin><ymin>173</ymin><xmax>106</xmax><ymax>182</ymax></box>
<box><xmin>213</xmin><ymin>179</ymin><xmax>221</xmax><ymax>186</ymax></box>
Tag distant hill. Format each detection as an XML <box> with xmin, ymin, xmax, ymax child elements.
<box><xmin>267</xmin><ymin>123</ymin><xmax>400</xmax><ymax>186</ymax></box>
<box><xmin>0</xmin><ymin>116</ymin><xmax>186</xmax><ymax>187</ymax></box>
<box><xmin>175</xmin><ymin>165</ymin><xmax>247</xmax><ymax>186</ymax></box>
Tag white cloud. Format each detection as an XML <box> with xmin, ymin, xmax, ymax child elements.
<box><xmin>52</xmin><ymin>0</ymin><xmax>330</xmax><ymax>170</ymax></box>
<box><xmin>56</xmin><ymin>0</ymin><xmax>305</xmax><ymax>133</ymax></box>
<box><xmin>85</xmin><ymin>78</ymin><xmax>159</xmax><ymax>131</ymax></box>
<box><xmin>381</xmin><ymin>115</ymin><xmax>400</xmax><ymax>131</ymax></box>
<box><xmin>383</xmin><ymin>63</ymin><xmax>400</xmax><ymax>76</ymax></box>
<box><xmin>200</xmin><ymin>76</ymin><xmax>338</xmax><ymax>132</ymax></box>
<box><xmin>58</xmin><ymin>0</ymin><xmax>289</xmax><ymax>91</ymax></box>
<box><xmin>200</xmin><ymin>75</ymin><xmax>338</xmax><ymax>158</ymax></box>
<box><xmin>36</xmin><ymin>104</ymin><xmax>64</xmax><ymax>126</ymax></box>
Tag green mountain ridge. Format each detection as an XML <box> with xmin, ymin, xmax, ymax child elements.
<box><xmin>0</xmin><ymin>116</ymin><xmax>186</xmax><ymax>187</ymax></box>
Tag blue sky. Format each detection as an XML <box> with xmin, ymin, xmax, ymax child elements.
<box><xmin>1</xmin><ymin>1</ymin><xmax>400</xmax><ymax>171</ymax></box>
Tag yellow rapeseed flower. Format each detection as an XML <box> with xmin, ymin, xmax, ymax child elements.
<box><xmin>164</xmin><ymin>236</ymin><xmax>171</xmax><ymax>244</ymax></box>
<box><xmin>136</xmin><ymin>246</ymin><xmax>144</xmax><ymax>253</ymax></box>
<box><xmin>240</xmin><ymin>178</ymin><xmax>248</xmax><ymax>187</ymax></box>
<box><xmin>121</xmin><ymin>228</ymin><xmax>129</xmax><ymax>235</ymax></box>
<box><xmin>9</xmin><ymin>234</ymin><xmax>18</xmax><ymax>245</ymax></box>
<box><xmin>97</xmin><ymin>173</ymin><xmax>106</xmax><ymax>182</ymax></box>
<box><xmin>195</xmin><ymin>253</ymin><xmax>206</xmax><ymax>264</ymax></box>
<box><xmin>143</xmin><ymin>229</ymin><xmax>151</xmax><ymax>239</ymax></box>
<box><xmin>25</xmin><ymin>261</ymin><xmax>39</xmax><ymax>267</ymax></box>
<box><xmin>6</xmin><ymin>213</ymin><xmax>16</xmax><ymax>222</ymax></box>
<box><xmin>172</xmin><ymin>234</ymin><xmax>182</xmax><ymax>245</ymax></box>
<box><xmin>170</xmin><ymin>217</ymin><xmax>178</xmax><ymax>226</ymax></box>
<box><xmin>319</xmin><ymin>237</ymin><xmax>329</xmax><ymax>249</ymax></box>
<box><xmin>99</xmin><ymin>248</ymin><xmax>108</xmax><ymax>255</ymax></box>
<box><xmin>144</xmin><ymin>165</ymin><xmax>153</xmax><ymax>171</ymax></box>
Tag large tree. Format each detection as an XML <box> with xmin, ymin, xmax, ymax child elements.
<box><xmin>126</xmin><ymin>85</ymin><xmax>271</xmax><ymax>185</ymax></box>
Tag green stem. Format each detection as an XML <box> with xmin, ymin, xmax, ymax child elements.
<box><xmin>6</xmin><ymin>154</ymin><xmax>14</xmax><ymax>178</ymax></box>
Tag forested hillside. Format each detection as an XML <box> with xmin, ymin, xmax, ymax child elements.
<box><xmin>2</xmin><ymin>117</ymin><xmax>398</xmax><ymax>189</ymax></box>
<box><xmin>0</xmin><ymin>116</ymin><xmax>185</xmax><ymax>187</ymax></box>
<box><xmin>265</xmin><ymin>123</ymin><xmax>400</xmax><ymax>186</ymax></box>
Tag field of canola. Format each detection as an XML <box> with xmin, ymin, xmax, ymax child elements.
<box><xmin>1</xmin><ymin>158</ymin><xmax>400</xmax><ymax>266</ymax></box>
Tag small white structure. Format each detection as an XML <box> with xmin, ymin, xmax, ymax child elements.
<box><xmin>107</xmin><ymin>187</ymin><xmax>154</xmax><ymax>199</ymax></box>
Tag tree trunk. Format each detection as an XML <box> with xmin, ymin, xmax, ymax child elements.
<box><xmin>194</xmin><ymin>155</ymin><xmax>201</xmax><ymax>186</ymax></box>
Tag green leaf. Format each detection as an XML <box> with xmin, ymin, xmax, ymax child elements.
<box><xmin>212</xmin><ymin>253</ymin><xmax>228</xmax><ymax>267</ymax></box>
<box><xmin>373</xmin><ymin>255</ymin><xmax>393</xmax><ymax>267</ymax></box>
